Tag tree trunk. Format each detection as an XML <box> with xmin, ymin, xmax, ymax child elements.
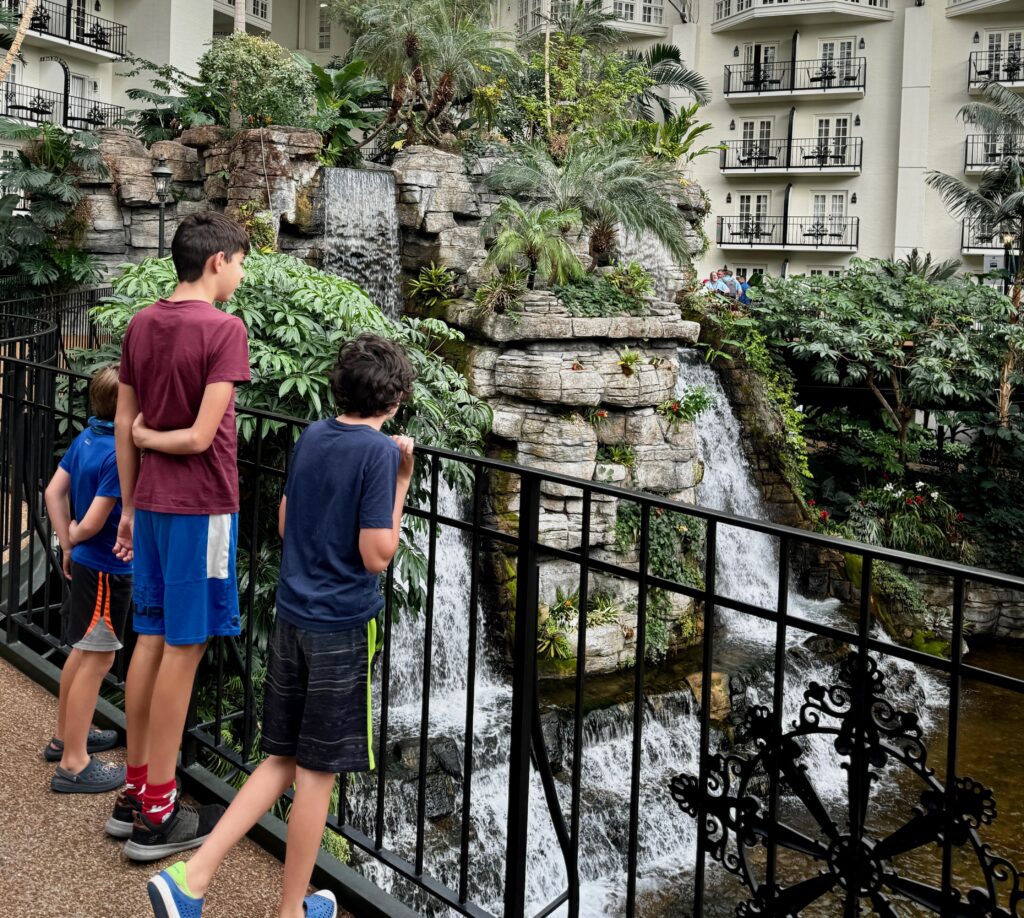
<box><xmin>234</xmin><ymin>0</ymin><xmax>247</xmax><ymax>32</ymax></box>
<box><xmin>229</xmin><ymin>0</ymin><xmax>247</xmax><ymax>130</ymax></box>
<box><xmin>866</xmin><ymin>373</ymin><xmax>907</xmax><ymax>462</ymax></box>
<box><xmin>990</xmin><ymin>239</ymin><xmax>1022</xmax><ymax>466</ymax></box>
<box><xmin>543</xmin><ymin>19</ymin><xmax>552</xmax><ymax>133</ymax></box>
<box><xmin>0</xmin><ymin>1</ymin><xmax>39</xmax><ymax>85</ymax></box>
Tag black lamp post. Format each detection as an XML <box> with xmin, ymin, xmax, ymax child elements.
<box><xmin>151</xmin><ymin>157</ymin><xmax>173</xmax><ymax>257</ymax></box>
<box><xmin>1002</xmin><ymin>230</ymin><xmax>1016</xmax><ymax>296</ymax></box>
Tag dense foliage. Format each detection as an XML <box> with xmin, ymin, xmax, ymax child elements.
<box><xmin>0</xmin><ymin>120</ymin><xmax>106</xmax><ymax>289</ymax></box>
<box><xmin>300</xmin><ymin>57</ymin><xmax>386</xmax><ymax>167</ymax></box>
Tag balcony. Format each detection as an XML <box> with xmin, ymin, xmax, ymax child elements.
<box><xmin>724</xmin><ymin>58</ymin><xmax>866</xmax><ymax>101</ymax></box>
<box><xmin>517</xmin><ymin>0</ymin><xmax>669</xmax><ymax>39</ymax></box>
<box><xmin>961</xmin><ymin>217</ymin><xmax>1018</xmax><ymax>254</ymax></box>
<box><xmin>0</xmin><ymin>82</ymin><xmax>122</xmax><ymax>129</ymax></box>
<box><xmin>4</xmin><ymin>0</ymin><xmax>126</xmax><ymax>58</ymax></box>
<box><xmin>213</xmin><ymin>0</ymin><xmax>273</xmax><ymax>30</ymax></box>
<box><xmin>717</xmin><ymin>215</ymin><xmax>860</xmax><ymax>250</ymax></box>
<box><xmin>712</xmin><ymin>0</ymin><xmax>892</xmax><ymax>32</ymax></box>
<box><xmin>720</xmin><ymin>136</ymin><xmax>863</xmax><ymax>174</ymax></box>
<box><xmin>968</xmin><ymin>50</ymin><xmax>1024</xmax><ymax>93</ymax></box>
<box><xmin>965</xmin><ymin>134</ymin><xmax>1024</xmax><ymax>172</ymax></box>
<box><xmin>947</xmin><ymin>0</ymin><xmax>1024</xmax><ymax>17</ymax></box>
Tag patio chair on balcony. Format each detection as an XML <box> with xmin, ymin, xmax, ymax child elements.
<box><xmin>803</xmin><ymin>145</ymin><xmax>831</xmax><ymax>166</ymax></box>
<box><xmin>6</xmin><ymin>90</ymin><xmax>54</xmax><ymax>118</ymax></box>
<box><xmin>742</xmin><ymin>71</ymin><xmax>782</xmax><ymax>91</ymax></box>
<box><xmin>803</xmin><ymin>222</ymin><xmax>828</xmax><ymax>241</ymax></box>
<box><xmin>808</xmin><ymin>66</ymin><xmax>837</xmax><ymax>86</ymax></box>
<box><xmin>29</xmin><ymin>7</ymin><xmax>50</xmax><ymax>32</ymax></box>
<box><xmin>738</xmin><ymin>146</ymin><xmax>778</xmax><ymax>166</ymax></box>
<box><xmin>82</xmin><ymin>25</ymin><xmax>110</xmax><ymax>48</ymax></box>
<box><xmin>1004</xmin><ymin>56</ymin><xmax>1023</xmax><ymax>81</ymax></box>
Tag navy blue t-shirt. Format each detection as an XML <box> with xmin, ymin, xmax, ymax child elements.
<box><xmin>58</xmin><ymin>418</ymin><xmax>131</xmax><ymax>575</ymax></box>
<box><xmin>276</xmin><ymin>419</ymin><xmax>400</xmax><ymax>632</ymax></box>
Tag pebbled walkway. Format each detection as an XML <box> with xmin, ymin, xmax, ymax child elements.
<box><xmin>0</xmin><ymin>658</ymin><xmax>353</xmax><ymax>918</ymax></box>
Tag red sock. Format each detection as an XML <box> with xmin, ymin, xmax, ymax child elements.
<box><xmin>143</xmin><ymin>778</ymin><xmax>177</xmax><ymax>825</ymax></box>
<box><xmin>125</xmin><ymin>763</ymin><xmax>148</xmax><ymax>802</ymax></box>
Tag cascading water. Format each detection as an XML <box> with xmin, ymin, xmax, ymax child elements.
<box><xmin>319</xmin><ymin>168</ymin><xmax>402</xmax><ymax>319</ymax></box>
<box><xmin>346</xmin><ymin>356</ymin><xmax>940</xmax><ymax>916</ymax></box>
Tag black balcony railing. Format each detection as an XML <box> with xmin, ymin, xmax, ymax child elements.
<box><xmin>969</xmin><ymin>50</ymin><xmax>1024</xmax><ymax>89</ymax></box>
<box><xmin>5</xmin><ymin>0</ymin><xmax>127</xmax><ymax>56</ymax></box>
<box><xmin>718</xmin><ymin>214</ymin><xmax>860</xmax><ymax>247</ymax></box>
<box><xmin>3</xmin><ymin>300</ymin><xmax>1024</xmax><ymax>916</ymax></box>
<box><xmin>965</xmin><ymin>134</ymin><xmax>1024</xmax><ymax>169</ymax></box>
<box><xmin>720</xmin><ymin>136</ymin><xmax>863</xmax><ymax>171</ymax></box>
<box><xmin>961</xmin><ymin>217</ymin><xmax>1018</xmax><ymax>251</ymax></box>
<box><xmin>0</xmin><ymin>81</ymin><xmax>123</xmax><ymax>130</ymax></box>
<box><xmin>724</xmin><ymin>57</ymin><xmax>867</xmax><ymax>95</ymax></box>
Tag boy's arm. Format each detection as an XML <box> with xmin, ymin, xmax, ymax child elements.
<box><xmin>114</xmin><ymin>382</ymin><xmax>140</xmax><ymax>562</ymax></box>
<box><xmin>359</xmin><ymin>437</ymin><xmax>414</xmax><ymax>575</ymax></box>
<box><xmin>69</xmin><ymin>496</ymin><xmax>118</xmax><ymax>545</ymax></box>
<box><xmin>278</xmin><ymin>497</ymin><xmax>287</xmax><ymax>539</ymax></box>
<box><xmin>44</xmin><ymin>467</ymin><xmax>73</xmax><ymax>580</ymax></box>
<box><xmin>132</xmin><ymin>382</ymin><xmax>235</xmax><ymax>455</ymax></box>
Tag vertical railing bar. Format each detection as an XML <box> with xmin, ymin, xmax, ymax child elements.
<box><xmin>458</xmin><ymin>463</ymin><xmax>484</xmax><ymax>904</ymax></box>
<box><xmin>241</xmin><ymin>419</ymin><xmax>263</xmax><ymax>762</ymax></box>
<box><xmin>6</xmin><ymin>367</ymin><xmax>26</xmax><ymax>644</ymax></box>
<box><xmin>567</xmin><ymin>489</ymin><xmax>592</xmax><ymax>918</ymax></box>
<box><xmin>625</xmin><ymin>502</ymin><xmax>651</xmax><ymax>918</ymax></box>
<box><xmin>414</xmin><ymin>455</ymin><xmax>440</xmax><ymax>876</ymax></box>
<box><xmin>764</xmin><ymin>536</ymin><xmax>790</xmax><ymax>904</ymax></box>
<box><xmin>692</xmin><ymin>518</ymin><xmax>718</xmax><ymax>915</ymax></box>
<box><xmin>337</xmin><ymin>771</ymin><xmax>348</xmax><ymax>828</ymax></box>
<box><xmin>373</xmin><ymin>561</ymin><xmax>395</xmax><ymax>850</ymax></box>
<box><xmin>503</xmin><ymin>471</ymin><xmax>542</xmax><ymax>918</ymax></box>
<box><xmin>214</xmin><ymin>630</ymin><xmax>224</xmax><ymax>746</ymax></box>
<box><xmin>941</xmin><ymin>574</ymin><xmax>966</xmax><ymax>907</ymax></box>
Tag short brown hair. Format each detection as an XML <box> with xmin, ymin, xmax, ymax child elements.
<box><xmin>89</xmin><ymin>365</ymin><xmax>120</xmax><ymax>421</ymax></box>
<box><xmin>171</xmin><ymin>212</ymin><xmax>251</xmax><ymax>282</ymax></box>
<box><xmin>330</xmin><ymin>335</ymin><xmax>416</xmax><ymax>418</ymax></box>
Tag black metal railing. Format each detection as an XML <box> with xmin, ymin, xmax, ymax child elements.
<box><xmin>0</xmin><ymin>288</ymin><xmax>112</xmax><ymax>369</ymax></box>
<box><xmin>969</xmin><ymin>50</ymin><xmax>1024</xmax><ymax>89</ymax></box>
<box><xmin>3</xmin><ymin>316</ymin><xmax>1024</xmax><ymax>916</ymax></box>
<box><xmin>724</xmin><ymin>57</ymin><xmax>867</xmax><ymax>95</ymax></box>
<box><xmin>4</xmin><ymin>0</ymin><xmax>127</xmax><ymax>56</ymax></box>
<box><xmin>714</xmin><ymin>0</ymin><xmax>889</xmax><ymax>20</ymax></box>
<box><xmin>961</xmin><ymin>217</ymin><xmax>1017</xmax><ymax>251</ymax></box>
<box><xmin>718</xmin><ymin>214</ymin><xmax>860</xmax><ymax>248</ymax></box>
<box><xmin>0</xmin><ymin>82</ymin><xmax>61</xmax><ymax>125</ymax></box>
<box><xmin>965</xmin><ymin>133</ymin><xmax>1024</xmax><ymax>170</ymax></box>
<box><xmin>720</xmin><ymin>136</ymin><xmax>863</xmax><ymax>171</ymax></box>
<box><xmin>65</xmin><ymin>93</ymin><xmax>122</xmax><ymax>129</ymax></box>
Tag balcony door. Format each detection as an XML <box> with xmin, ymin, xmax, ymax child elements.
<box><xmin>986</xmin><ymin>30</ymin><xmax>1023</xmax><ymax>78</ymax></box>
<box><xmin>72</xmin><ymin>0</ymin><xmax>87</xmax><ymax>43</ymax></box>
<box><xmin>743</xmin><ymin>42</ymin><xmax>778</xmax><ymax>84</ymax></box>
<box><xmin>741</xmin><ymin>118</ymin><xmax>773</xmax><ymax>159</ymax></box>
<box><xmin>739</xmin><ymin>192</ymin><xmax>770</xmax><ymax>237</ymax></box>
<box><xmin>816</xmin><ymin>115</ymin><xmax>850</xmax><ymax>164</ymax></box>
<box><xmin>819</xmin><ymin>38</ymin><xmax>855</xmax><ymax>80</ymax></box>
<box><xmin>813</xmin><ymin>192</ymin><xmax>847</xmax><ymax>238</ymax></box>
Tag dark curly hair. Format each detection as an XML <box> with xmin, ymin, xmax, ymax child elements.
<box><xmin>331</xmin><ymin>334</ymin><xmax>416</xmax><ymax>418</ymax></box>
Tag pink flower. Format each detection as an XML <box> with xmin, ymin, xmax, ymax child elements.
<box><xmin>819</xmin><ymin>510</ymin><xmax>829</xmax><ymax>521</ymax></box>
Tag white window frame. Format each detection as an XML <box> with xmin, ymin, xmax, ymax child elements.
<box><xmin>318</xmin><ymin>4</ymin><xmax>332</xmax><ymax>50</ymax></box>
<box><xmin>808</xmin><ymin>266</ymin><xmax>845</xmax><ymax>277</ymax></box>
<box><xmin>642</xmin><ymin>0</ymin><xmax>664</xmax><ymax>24</ymax></box>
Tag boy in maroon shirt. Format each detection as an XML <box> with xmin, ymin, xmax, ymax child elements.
<box><xmin>108</xmin><ymin>213</ymin><xmax>252</xmax><ymax>861</ymax></box>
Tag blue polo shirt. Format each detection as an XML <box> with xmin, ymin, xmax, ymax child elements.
<box><xmin>58</xmin><ymin>418</ymin><xmax>131</xmax><ymax>575</ymax></box>
<box><xmin>276</xmin><ymin>419</ymin><xmax>400</xmax><ymax>632</ymax></box>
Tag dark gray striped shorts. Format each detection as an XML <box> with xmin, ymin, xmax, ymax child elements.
<box><xmin>261</xmin><ymin>615</ymin><xmax>379</xmax><ymax>773</ymax></box>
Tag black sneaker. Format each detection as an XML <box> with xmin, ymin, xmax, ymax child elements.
<box><xmin>105</xmin><ymin>789</ymin><xmax>143</xmax><ymax>839</ymax></box>
<box><xmin>123</xmin><ymin>799</ymin><xmax>224</xmax><ymax>862</ymax></box>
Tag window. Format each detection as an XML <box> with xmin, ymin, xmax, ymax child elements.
<box><xmin>818</xmin><ymin>38</ymin><xmax>855</xmax><ymax>80</ymax></box>
<box><xmin>253</xmin><ymin>0</ymin><xmax>268</xmax><ymax>18</ymax></box>
<box><xmin>738</xmin><ymin>192</ymin><xmax>771</xmax><ymax>234</ymax></box>
<box><xmin>614</xmin><ymin>1</ymin><xmax>636</xmax><ymax>22</ymax></box>
<box><xmin>744</xmin><ymin>42</ymin><xmax>778</xmax><ymax>67</ymax></box>
<box><xmin>815</xmin><ymin>114</ymin><xmax>851</xmax><ymax>164</ymax></box>
<box><xmin>809</xmin><ymin>266</ymin><xmax>844</xmax><ymax>277</ymax></box>
<box><xmin>741</xmin><ymin>118</ymin><xmax>773</xmax><ymax>158</ymax></box>
<box><xmin>734</xmin><ymin>265</ymin><xmax>767</xmax><ymax>278</ymax></box>
<box><xmin>70</xmin><ymin>73</ymin><xmax>95</xmax><ymax>100</ymax></box>
<box><xmin>318</xmin><ymin>4</ymin><xmax>331</xmax><ymax>50</ymax></box>
<box><xmin>518</xmin><ymin>0</ymin><xmax>542</xmax><ymax>32</ymax></box>
<box><xmin>5</xmin><ymin>64</ymin><xmax>16</xmax><ymax>85</ymax></box>
<box><xmin>812</xmin><ymin>192</ymin><xmax>848</xmax><ymax>239</ymax></box>
<box><xmin>642</xmin><ymin>0</ymin><xmax>664</xmax><ymax>24</ymax></box>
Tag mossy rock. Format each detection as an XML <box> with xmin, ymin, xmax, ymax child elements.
<box><xmin>911</xmin><ymin>629</ymin><xmax>951</xmax><ymax>659</ymax></box>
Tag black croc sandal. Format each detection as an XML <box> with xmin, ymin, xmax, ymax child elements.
<box><xmin>51</xmin><ymin>756</ymin><xmax>126</xmax><ymax>794</ymax></box>
<box><xmin>43</xmin><ymin>729</ymin><xmax>119</xmax><ymax>762</ymax></box>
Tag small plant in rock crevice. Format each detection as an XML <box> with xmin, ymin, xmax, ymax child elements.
<box><xmin>606</xmin><ymin>260</ymin><xmax>653</xmax><ymax>301</ymax></box>
<box><xmin>617</xmin><ymin>347</ymin><xmax>641</xmax><ymax>376</ymax></box>
<box><xmin>657</xmin><ymin>386</ymin><xmax>714</xmax><ymax>426</ymax></box>
<box><xmin>408</xmin><ymin>261</ymin><xmax>460</xmax><ymax>312</ymax></box>
<box><xmin>597</xmin><ymin>443</ymin><xmax>637</xmax><ymax>469</ymax></box>
<box><xmin>473</xmin><ymin>265</ymin><xmax>527</xmax><ymax>318</ymax></box>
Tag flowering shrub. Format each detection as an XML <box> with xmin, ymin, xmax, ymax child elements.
<box><xmin>657</xmin><ymin>385</ymin><xmax>714</xmax><ymax>426</ymax></box>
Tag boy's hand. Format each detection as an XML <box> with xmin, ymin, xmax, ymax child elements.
<box><xmin>113</xmin><ymin>512</ymin><xmax>134</xmax><ymax>563</ymax></box>
<box><xmin>62</xmin><ymin>549</ymin><xmax>72</xmax><ymax>581</ymax></box>
<box><xmin>131</xmin><ymin>412</ymin><xmax>149</xmax><ymax>449</ymax></box>
<box><xmin>391</xmin><ymin>435</ymin><xmax>415</xmax><ymax>482</ymax></box>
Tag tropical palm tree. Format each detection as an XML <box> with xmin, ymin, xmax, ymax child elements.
<box><xmin>533</xmin><ymin>0</ymin><xmax>618</xmax><ymax>49</ymax></box>
<box><xmin>350</xmin><ymin>0</ymin><xmax>517</xmax><ymax>143</ymax></box>
<box><xmin>958</xmin><ymin>81</ymin><xmax>1024</xmax><ymax>149</ymax></box>
<box><xmin>487</xmin><ymin>138</ymin><xmax>693</xmax><ymax>267</ymax></box>
<box><xmin>879</xmin><ymin>248</ymin><xmax>960</xmax><ymax>282</ymax></box>
<box><xmin>623</xmin><ymin>43</ymin><xmax>710</xmax><ymax>119</ymax></box>
<box><xmin>482</xmin><ymin>197</ymin><xmax>584</xmax><ymax>289</ymax></box>
<box><xmin>0</xmin><ymin>1</ymin><xmax>37</xmax><ymax>84</ymax></box>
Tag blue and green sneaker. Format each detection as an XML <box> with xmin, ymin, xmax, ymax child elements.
<box><xmin>147</xmin><ymin>861</ymin><xmax>203</xmax><ymax>918</ymax></box>
<box><xmin>304</xmin><ymin>890</ymin><xmax>338</xmax><ymax>918</ymax></box>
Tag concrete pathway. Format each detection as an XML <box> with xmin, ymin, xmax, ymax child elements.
<box><xmin>0</xmin><ymin>659</ymin><xmax>353</xmax><ymax>918</ymax></box>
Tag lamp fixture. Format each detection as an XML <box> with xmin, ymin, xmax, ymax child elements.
<box><xmin>973</xmin><ymin>32</ymin><xmax>980</xmax><ymax>44</ymax></box>
<box><xmin>1002</xmin><ymin>230</ymin><xmax>1018</xmax><ymax>246</ymax></box>
<box><xmin>729</xmin><ymin>119</ymin><xmax>736</xmax><ymax>131</ymax></box>
<box><xmin>151</xmin><ymin>157</ymin><xmax>173</xmax><ymax>201</ymax></box>
<box><xmin>733</xmin><ymin>46</ymin><xmax>740</xmax><ymax>58</ymax></box>
<box><xmin>850</xmin><ymin>193</ymin><xmax>857</xmax><ymax>204</ymax></box>
<box><xmin>858</xmin><ymin>37</ymin><xmax>865</xmax><ymax>50</ymax></box>
<box><xmin>94</xmin><ymin>0</ymin><xmax>101</xmax><ymax>10</ymax></box>
<box><xmin>854</xmin><ymin>115</ymin><xmax>861</xmax><ymax>126</ymax></box>
<box><xmin>725</xmin><ymin>193</ymin><xmax>732</xmax><ymax>204</ymax></box>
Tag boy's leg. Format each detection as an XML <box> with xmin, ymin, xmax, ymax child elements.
<box><xmin>53</xmin><ymin>648</ymin><xmax>83</xmax><ymax>746</ymax></box>
<box><xmin>279</xmin><ymin>766</ymin><xmax>337</xmax><ymax>918</ymax></box>
<box><xmin>59</xmin><ymin>649</ymin><xmax>115</xmax><ymax>773</ymax></box>
<box><xmin>125</xmin><ymin>633</ymin><xmax>163</xmax><ymax>772</ymax></box>
<box><xmin>181</xmin><ymin>755</ymin><xmax>298</xmax><ymax>897</ymax></box>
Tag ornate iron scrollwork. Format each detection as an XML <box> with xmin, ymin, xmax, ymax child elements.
<box><xmin>670</xmin><ymin>652</ymin><xmax>1024</xmax><ymax>916</ymax></box>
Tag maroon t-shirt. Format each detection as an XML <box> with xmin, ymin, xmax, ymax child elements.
<box><xmin>119</xmin><ymin>299</ymin><xmax>251</xmax><ymax>515</ymax></box>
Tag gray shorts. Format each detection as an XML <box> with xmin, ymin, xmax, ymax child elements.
<box><xmin>62</xmin><ymin>562</ymin><xmax>133</xmax><ymax>652</ymax></box>
<box><xmin>260</xmin><ymin>616</ymin><xmax>379</xmax><ymax>773</ymax></box>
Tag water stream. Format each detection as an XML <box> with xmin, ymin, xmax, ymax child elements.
<box><xmin>319</xmin><ymin>168</ymin><xmax>402</xmax><ymax>319</ymax></box>
<box><xmin>346</xmin><ymin>354</ymin><xmax>955</xmax><ymax>915</ymax></box>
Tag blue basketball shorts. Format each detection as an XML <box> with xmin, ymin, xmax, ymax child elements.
<box><xmin>131</xmin><ymin>509</ymin><xmax>241</xmax><ymax>646</ymax></box>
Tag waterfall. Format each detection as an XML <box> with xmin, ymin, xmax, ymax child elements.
<box><xmin>347</xmin><ymin>356</ymin><xmax>941</xmax><ymax>915</ymax></box>
<box><xmin>319</xmin><ymin>168</ymin><xmax>402</xmax><ymax>319</ymax></box>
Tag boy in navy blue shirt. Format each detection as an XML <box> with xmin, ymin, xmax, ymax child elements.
<box><xmin>43</xmin><ymin>365</ymin><xmax>132</xmax><ymax>793</ymax></box>
<box><xmin>146</xmin><ymin>334</ymin><xmax>416</xmax><ymax>918</ymax></box>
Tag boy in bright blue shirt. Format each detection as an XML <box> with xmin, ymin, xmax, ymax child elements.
<box><xmin>43</xmin><ymin>365</ymin><xmax>133</xmax><ymax>793</ymax></box>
